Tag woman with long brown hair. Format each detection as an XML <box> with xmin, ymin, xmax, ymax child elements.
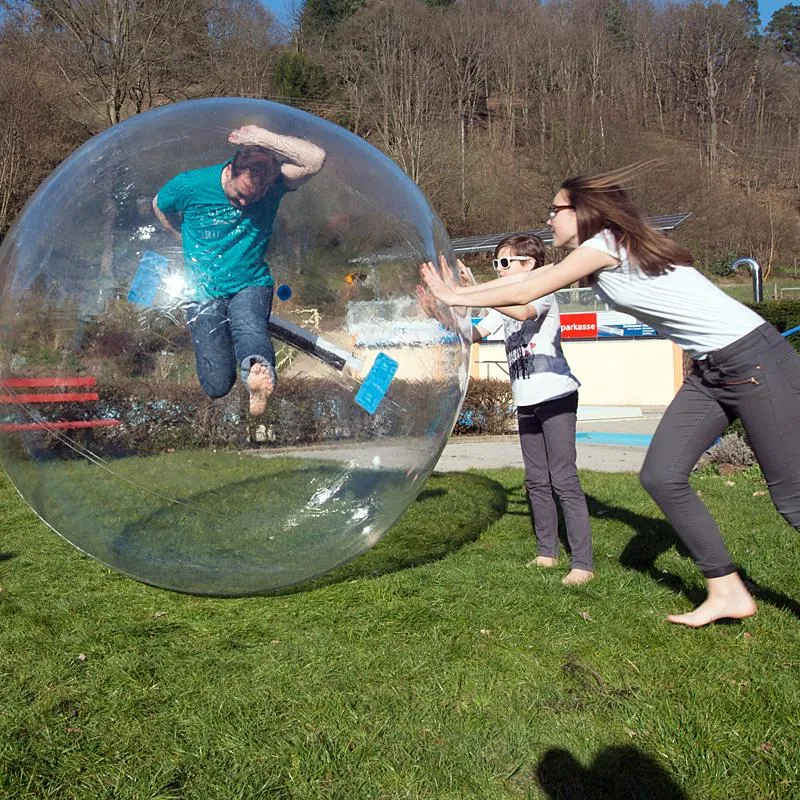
<box><xmin>421</xmin><ymin>168</ymin><xmax>800</xmax><ymax>628</ymax></box>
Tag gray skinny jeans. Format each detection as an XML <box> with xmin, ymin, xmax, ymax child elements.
<box><xmin>517</xmin><ymin>391</ymin><xmax>594</xmax><ymax>571</ymax></box>
<box><xmin>640</xmin><ymin>323</ymin><xmax>800</xmax><ymax>578</ymax></box>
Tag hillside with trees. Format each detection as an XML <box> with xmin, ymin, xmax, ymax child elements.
<box><xmin>1</xmin><ymin>0</ymin><xmax>799</xmax><ymax>276</ymax></box>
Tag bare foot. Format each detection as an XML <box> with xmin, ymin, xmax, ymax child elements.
<box><xmin>562</xmin><ymin>569</ymin><xmax>594</xmax><ymax>586</ymax></box>
<box><xmin>247</xmin><ymin>362</ymin><xmax>274</xmax><ymax>416</ymax></box>
<box><xmin>667</xmin><ymin>573</ymin><xmax>757</xmax><ymax>628</ymax></box>
<box><xmin>526</xmin><ymin>556</ymin><xmax>558</xmax><ymax>568</ymax></box>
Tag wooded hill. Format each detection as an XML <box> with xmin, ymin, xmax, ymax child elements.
<box><xmin>1</xmin><ymin>0</ymin><xmax>799</xmax><ymax>276</ymax></box>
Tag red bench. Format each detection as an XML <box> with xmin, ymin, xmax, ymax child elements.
<box><xmin>0</xmin><ymin>377</ymin><xmax>121</xmax><ymax>432</ymax></box>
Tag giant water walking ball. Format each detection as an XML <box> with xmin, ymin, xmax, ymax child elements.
<box><xmin>0</xmin><ymin>98</ymin><xmax>470</xmax><ymax>595</ymax></box>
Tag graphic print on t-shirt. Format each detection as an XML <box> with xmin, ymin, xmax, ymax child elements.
<box><xmin>506</xmin><ymin>322</ymin><xmax>537</xmax><ymax>381</ymax></box>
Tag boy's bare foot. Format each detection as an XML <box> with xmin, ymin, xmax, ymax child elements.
<box><xmin>562</xmin><ymin>569</ymin><xmax>594</xmax><ymax>586</ymax></box>
<box><xmin>667</xmin><ymin>573</ymin><xmax>757</xmax><ymax>628</ymax></box>
<box><xmin>526</xmin><ymin>556</ymin><xmax>558</xmax><ymax>568</ymax></box>
<box><xmin>247</xmin><ymin>362</ymin><xmax>274</xmax><ymax>416</ymax></box>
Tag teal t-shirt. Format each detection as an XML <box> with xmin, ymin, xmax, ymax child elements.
<box><xmin>156</xmin><ymin>162</ymin><xmax>288</xmax><ymax>301</ymax></box>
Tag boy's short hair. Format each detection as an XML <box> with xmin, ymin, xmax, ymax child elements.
<box><xmin>493</xmin><ymin>234</ymin><xmax>546</xmax><ymax>268</ymax></box>
<box><xmin>231</xmin><ymin>145</ymin><xmax>280</xmax><ymax>183</ymax></box>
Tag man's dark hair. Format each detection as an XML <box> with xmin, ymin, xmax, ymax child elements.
<box><xmin>231</xmin><ymin>145</ymin><xmax>280</xmax><ymax>182</ymax></box>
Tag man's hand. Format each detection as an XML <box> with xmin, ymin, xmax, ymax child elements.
<box><xmin>228</xmin><ymin>125</ymin><xmax>268</xmax><ymax>147</ymax></box>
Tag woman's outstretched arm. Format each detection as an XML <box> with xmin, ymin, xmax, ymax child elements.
<box><xmin>421</xmin><ymin>247</ymin><xmax>617</xmax><ymax>308</ymax></box>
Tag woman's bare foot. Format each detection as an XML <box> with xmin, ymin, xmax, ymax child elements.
<box><xmin>667</xmin><ymin>573</ymin><xmax>757</xmax><ymax>628</ymax></box>
<box><xmin>562</xmin><ymin>569</ymin><xmax>594</xmax><ymax>586</ymax></box>
<box><xmin>526</xmin><ymin>556</ymin><xmax>559</xmax><ymax>568</ymax></box>
<box><xmin>247</xmin><ymin>362</ymin><xmax>274</xmax><ymax>416</ymax></box>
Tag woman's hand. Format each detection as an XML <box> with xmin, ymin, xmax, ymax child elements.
<box><xmin>415</xmin><ymin>284</ymin><xmax>438</xmax><ymax>319</ymax></box>
<box><xmin>420</xmin><ymin>255</ymin><xmax>462</xmax><ymax>306</ymax></box>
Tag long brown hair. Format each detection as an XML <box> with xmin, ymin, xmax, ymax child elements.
<box><xmin>561</xmin><ymin>165</ymin><xmax>693</xmax><ymax>275</ymax></box>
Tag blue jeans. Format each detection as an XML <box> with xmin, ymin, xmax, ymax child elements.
<box><xmin>186</xmin><ymin>284</ymin><xmax>276</xmax><ymax>399</ymax></box>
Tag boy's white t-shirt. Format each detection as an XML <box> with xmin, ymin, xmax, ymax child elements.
<box><xmin>581</xmin><ymin>230</ymin><xmax>764</xmax><ymax>357</ymax></box>
<box><xmin>478</xmin><ymin>293</ymin><xmax>580</xmax><ymax>407</ymax></box>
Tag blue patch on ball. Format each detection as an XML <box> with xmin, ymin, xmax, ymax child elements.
<box><xmin>276</xmin><ymin>283</ymin><xmax>292</xmax><ymax>301</ymax></box>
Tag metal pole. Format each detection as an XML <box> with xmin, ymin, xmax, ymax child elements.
<box><xmin>731</xmin><ymin>258</ymin><xmax>763</xmax><ymax>303</ymax></box>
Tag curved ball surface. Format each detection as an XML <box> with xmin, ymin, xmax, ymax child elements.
<box><xmin>0</xmin><ymin>98</ymin><xmax>469</xmax><ymax>595</ymax></box>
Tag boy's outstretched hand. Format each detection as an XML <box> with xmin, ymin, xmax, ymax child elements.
<box><xmin>457</xmin><ymin>259</ymin><xmax>477</xmax><ymax>287</ymax></box>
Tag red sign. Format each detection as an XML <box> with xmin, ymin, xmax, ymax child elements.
<box><xmin>561</xmin><ymin>312</ymin><xmax>598</xmax><ymax>339</ymax></box>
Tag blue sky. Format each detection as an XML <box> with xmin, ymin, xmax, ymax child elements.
<box><xmin>758</xmin><ymin>0</ymin><xmax>788</xmax><ymax>27</ymax></box>
<box><xmin>260</xmin><ymin>0</ymin><xmax>294</xmax><ymax>26</ymax></box>
<box><xmin>259</xmin><ymin>1</ymin><xmax>791</xmax><ymax>29</ymax></box>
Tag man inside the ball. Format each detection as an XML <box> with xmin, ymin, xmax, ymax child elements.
<box><xmin>152</xmin><ymin>124</ymin><xmax>326</xmax><ymax>415</ymax></box>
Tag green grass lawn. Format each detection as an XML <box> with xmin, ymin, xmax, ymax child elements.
<box><xmin>718</xmin><ymin>277</ymin><xmax>800</xmax><ymax>304</ymax></box>
<box><xmin>1</xmin><ymin>458</ymin><xmax>799</xmax><ymax>799</ymax></box>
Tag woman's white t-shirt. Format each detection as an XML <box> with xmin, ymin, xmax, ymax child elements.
<box><xmin>478</xmin><ymin>294</ymin><xmax>580</xmax><ymax>407</ymax></box>
<box><xmin>581</xmin><ymin>230</ymin><xmax>764</xmax><ymax>358</ymax></box>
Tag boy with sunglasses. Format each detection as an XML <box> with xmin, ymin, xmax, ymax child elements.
<box><xmin>468</xmin><ymin>234</ymin><xmax>594</xmax><ymax>585</ymax></box>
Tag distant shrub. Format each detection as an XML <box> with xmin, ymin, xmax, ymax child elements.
<box><xmin>701</xmin><ymin>252</ymin><xmax>737</xmax><ymax>278</ymax></box>
<box><xmin>745</xmin><ymin>300</ymin><xmax>800</xmax><ymax>354</ymax></box>
<box><xmin>706</xmin><ymin>433</ymin><xmax>755</xmax><ymax>468</ymax></box>
<box><xmin>454</xmin><ymin>379</ymin><xmax>515</xmax><ymax>436</ymax></box>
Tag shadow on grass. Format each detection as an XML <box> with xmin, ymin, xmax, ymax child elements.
<box><xmin>536</xmin><ymin>746</ymin><xmax>688</xmax><ymax>800</ymax></box>
<box><xmin>587</xmin><ymin>494</ymin><xmax>800</xmax><ymax>620</ymax></box>
<box><xmin>739</xmin><ymin>566</ymin><xmax>800</xmax><ymax>619</ymax></box>
<box><xmin>454</xmin><ymin>476</ymin><xmax>800</xmax><ymax>619</ymax></box>
<box><xmin>12</xmin><ymin>452</ymin><xmax>508</xmax><ymax>598</ymax></box>
<box><xmin>292</xmin><ymin>471</ymin><xmax>508</xmax><ymax>592</ymax></box>
<box><xmin>586</xmin><ymin>494</ymin><xmax>701</xmax><ymax>601</ymax></box>
<box><xmin>0</xmin><ymin>552</ymin><xmax>15</xmax><ymax>562</ymax></box>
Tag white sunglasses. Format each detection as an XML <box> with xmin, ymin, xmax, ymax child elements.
<box><xmin>492</xmin><ymin>256</ymin><xmax>531</xmax><ymax>271</ymax></box>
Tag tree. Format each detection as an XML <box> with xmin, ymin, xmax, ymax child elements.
<box><xmin>766</xmin><ymin>4</ymin><xmax>800</xmax><ymax>62</ymax></box>
<box><xmin>205</xmin><ymin>0</ymin><xmax>281</xmax><ymax>98</ymax></box>
<box><xmin>301</xmin><ymin>0</ymin><xmax>365</xmax><ymax>36</ymax></box>
<box><xmin>670</xmin><ymin>2</ymin><xmax>752</xmax><ymax>178</ymax></box>
<box><xmin>272</xmin><ymin>50</ymin><xmax>329</xmax><ymax>104</ymax></box>
<box><xmin>0</xmin><ymin>16</ymin><xmax>85</xmax><ymax>235</ymax></box>
<box><xmin>2</xmin><ymin>0</ymin><xmax>216</xmax><ymax>127</ymax></box>
<box><xmin>728</xmin><ymin>0</ymin><xmax>760</xmax><ymax>38</ymax></box>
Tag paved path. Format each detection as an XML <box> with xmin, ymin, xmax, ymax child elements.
<box><xmin>255</xmin><ymin>413</ymin><xmax>663</xmax><ymax>475</ymax></box>
<box><xmin>435</xmin><ymin>414</ymin><xmax>662</xmax><ymax>473</ymax></box>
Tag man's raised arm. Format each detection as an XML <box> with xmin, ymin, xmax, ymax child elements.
<box><xmin>228</xmin><ymin>125</ymin><xmax>326</xmax><ymax>188</ymax></box>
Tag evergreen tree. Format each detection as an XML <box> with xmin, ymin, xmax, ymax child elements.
<box><xmin>273</xmin><ymin>51</ymin><xmax>329</xmax><ymax>102</ymax></box>
<box><xmin>766</xmin><ymin>4</ymin><xmax>800</xmax><ymax>61</ymax></box>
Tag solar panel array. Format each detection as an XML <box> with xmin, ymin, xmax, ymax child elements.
<box><xmin>451</xmin><ymin>212</ymin><xmax>693</xmax><ymax>255</ymax></box>
<box><xmin>346</xmin><ymin>213</ymin><xmax>693</xmax><ymax>266</ymax></box>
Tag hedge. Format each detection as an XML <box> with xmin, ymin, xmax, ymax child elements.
<box><xmin>745</xmin><ymin>300</ymin><xmax>800</xmax><ymax>353</ymax></box>
<box><xmin>0</xmin><ymin>375</ymin><xmax>464</xmax><ymax>457</ymax></box>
